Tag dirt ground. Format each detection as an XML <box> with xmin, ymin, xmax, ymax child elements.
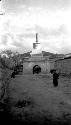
<box><xmin>8</xmin><ymin>72</ymin><xmax>71</xmax><ymax>124</ymax></box>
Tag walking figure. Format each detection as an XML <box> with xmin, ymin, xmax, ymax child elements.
<box><xmin>50</xmin><ymin>69</ymin><xmax>59</xmax><ymax>87</ymax></box>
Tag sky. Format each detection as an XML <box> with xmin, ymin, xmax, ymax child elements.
<box><xmin>0</xmin><ymin>0</ymin><xmax>71</xmax><ymax>54</ymax></box>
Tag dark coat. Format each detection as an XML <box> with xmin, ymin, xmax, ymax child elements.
<box><xmin>53</xmin><ymin>72</ymin><xmax>59</xmax><ymax>80</ymax></box>
<box><xmin>53</xmin><ymin>72</ymin><xmax>59</xmax><ymax>86</ymax></box>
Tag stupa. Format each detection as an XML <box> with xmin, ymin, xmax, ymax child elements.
<box><xmin>30</xmin><ymin>33</ymin><xmax>44</xmax><ymax>61</ymax></box>
<box><xmin>31</xmin><ymin>33</ymin><xmax>42</xmax><ymax>55</ymax></box>
<box><xmin>23</xmin><ymin>33</ymin><xmax>50</xmax><ymax>74</ymax></box>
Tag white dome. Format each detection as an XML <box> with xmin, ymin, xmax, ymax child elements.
<box><xmin>31</xmin><ymin>44</ymin><xmax>42</xmax><ymax>55</ymax></box>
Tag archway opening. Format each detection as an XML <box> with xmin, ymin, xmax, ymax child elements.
<box><xmin>33</xmin><ymin>65</ymin><xmax>41</xmax><ymax>74</ymax></box>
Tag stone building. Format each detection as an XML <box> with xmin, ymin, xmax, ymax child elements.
<box><xmin>54</xmin><ymin>56</ymin><xmax>71</xmax><ymax>74</ymax></box>
<box><xmin>23</xmin><ymin>33</ymin><xmax>50</xmax><ymax>74</ymax></box>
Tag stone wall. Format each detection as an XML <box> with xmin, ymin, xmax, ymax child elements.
<box><xmin>23</xmin><ymin>61</ymin><xmax>50</xmax><ymax>74</ymax></box>
<box><xmin>54</xmin><ymin>57</ymin><xmax>71</xmax><ymax>74</ymax></box>
<box><xmin>49</xmin><ymin>60</ymin><xmax>55</xmax><ymax>70</ymax></box>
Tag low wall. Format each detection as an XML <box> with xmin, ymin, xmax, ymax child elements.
<box><xmin>23</xmin><ymin>61</ymin><xmax>50</xmax><ymax>74</ymax></box>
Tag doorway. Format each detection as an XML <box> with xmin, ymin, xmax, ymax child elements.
<box><xmin>33</xmin><ymin>65</ymin><xmax>41</xmax><ymax>74</ymax></box>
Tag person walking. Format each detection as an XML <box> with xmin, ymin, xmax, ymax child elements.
<box><xmin>53</xmin><ymin>70</ymin><xmax>59</xmax><ymax>87</ymax></box>
<box><xmin>50</xmin><ymin>69</ymin><xmax>59</xmax><ymax>87</ymax></box>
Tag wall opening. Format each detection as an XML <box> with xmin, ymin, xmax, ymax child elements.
<box><xmin>33</xmin><ymin>65</ymin><xmax>41</xmax><ymax>74</ymax></box>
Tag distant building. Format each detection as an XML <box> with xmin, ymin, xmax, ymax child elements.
<box><xmin>23</xmin><ymin>33</ymin><xmax>50</xmax><ymax>74</ymax></box>
<box><xmin>54</xmin><ymin>56</ymin><xmax>71</xmax><ymax>74</ymax></box>
<box><xmin>65</xmin><ymin>53</ymin><xmax>71</xmax><ymax>57</ymax></box>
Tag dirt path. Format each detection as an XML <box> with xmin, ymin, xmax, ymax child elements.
<box><xmin>9</xmin><ymin>73</ymin><xmax>71</xmax><ymax>118</ymax></box>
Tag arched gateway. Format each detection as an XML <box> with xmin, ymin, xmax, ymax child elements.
<box><xmin>33</xmin><ymin>65</ymin><xmax>41</xmax><ymax>74</ymax></box>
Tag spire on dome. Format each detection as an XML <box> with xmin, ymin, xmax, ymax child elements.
<box><xmin>36</xmin><ymin>33</ymin><xmax>38</xmax><ymax>43</ymax></box>
<box><xmin>33</xmin><ymin>33</ymin><xmax>40</xmax><ymax>49</ymax></box>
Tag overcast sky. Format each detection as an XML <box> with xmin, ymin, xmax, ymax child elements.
<box><xmin>0</xmin><ymin>0</ymin><xmax>71</xmax><ymax>54</ymax></box>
